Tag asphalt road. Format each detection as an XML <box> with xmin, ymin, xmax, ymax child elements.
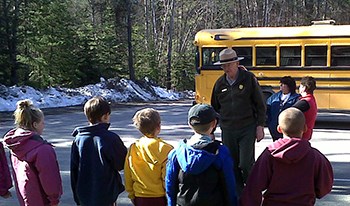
<box><xmin>0</xmin><ymin>101</ymin><xmax>349</xmax><ymax>206</ymax></box>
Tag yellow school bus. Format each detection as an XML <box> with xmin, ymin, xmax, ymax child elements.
<box><xmin>194</xmin><ymin>20</ymin><xmax>350</xmax><ymax>111</ymax></box>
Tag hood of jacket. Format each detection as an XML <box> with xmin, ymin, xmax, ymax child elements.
<box><xmin>267</xmin><ymin>137</ymin><xmax>311</xmax><ymax>164</ymax></box>
<box><xmin>131</xmin><ymin>136</ymin><xmax>172</xmax><ymax>165</ymax></box>
<box><xmin>72</xmin><ymin>122</ymin><xmax>110</xmax><ymax>137</ymax></box>
<box><xmin>3</xmin><ymin>128</ymin><xmax>45</xmax><ymax>160</ymax></box>
<box><xmin>175</xmin><ymin>140</ymin><xmax>218</xmax><ymax>175</ymax></box>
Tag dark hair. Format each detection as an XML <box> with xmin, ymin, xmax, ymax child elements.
<box><xmin>84</xmin><ymin>96</ymin><xmax>111</xmax><ymax>124</ymax></box>
<box><xmin>280</xmin><ymin>76</ymin><xmax>297</xmax><ymax>94</ymax></box>
<box><xmin>300</xmin><ymin>76</ymin><xmax>316</xmax><ymax>93</ymax></box>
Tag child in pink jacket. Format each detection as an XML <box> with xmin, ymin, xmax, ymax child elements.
<box><xmin>4</xmin><ymin>99</ymin><xmax>62</xmax><ymax>206</ymax></box>
<box><xmin>0</xmin><ymin>142</ymin><xmax>12</xmax><ymax>198</ymax></box>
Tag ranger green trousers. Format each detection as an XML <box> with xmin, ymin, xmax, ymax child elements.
<box><xmin>221</xmin><ymin>123</ymin><xmax>256</xmax><ymax>197</ymax></box>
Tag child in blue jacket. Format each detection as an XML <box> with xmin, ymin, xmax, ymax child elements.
<box><xmin>165</xmin><ymin>104</ymin><xmax>238</xmax><ymax>206</ymax></box>
<box><xmin>70</xmin><ymin>96</ymin><xmax>127</xmax><ymax>206</ymax></box>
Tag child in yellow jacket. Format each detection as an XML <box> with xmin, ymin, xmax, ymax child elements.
<box><xmin>124</xmin><ymin>108</ymin><xmax>173</xmax><ymax>206</ymax></box>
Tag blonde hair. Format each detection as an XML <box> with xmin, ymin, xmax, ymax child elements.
<box><xmin>133</xmin><ymin>108</ymin><xmax>160</xmax><ymax>137</ymax></box>
<box><xmin>278</xmin><ymin>107</ymin><xmax>305</xmax><ymax>137</ymax></box>
<box><xmin>14</xmin><ymin>99</ymin><xmax>44</xmax><ymax>131</ymax></box>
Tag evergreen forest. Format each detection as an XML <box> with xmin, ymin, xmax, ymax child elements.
<box><xmin>1</xmin><ymin>0</ymin><xmax>350</xmax><ymax>90</ymax></box>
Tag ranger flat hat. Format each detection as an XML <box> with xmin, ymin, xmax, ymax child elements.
<box><xmin>214</xmin><ymin>48</ymin><xmax>244</xmax><ymax>65</ymax></box>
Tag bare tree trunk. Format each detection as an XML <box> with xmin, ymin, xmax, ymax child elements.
<box><xmin>263</xmin><ymin>0</ymin><xmax>269</xmax><ymax>26</ymax></box>
<box><xmin>158</xmin><ymin>0</ymin><xmax>170</xmax><ymax>64</ymax></box>
<box><xmin>244</xmin><ymin>0</ymin><xmax>253</xmax><ymax>26</ymax></box>
<box><xmin>323</xmin><ymin>0</ymin><xmax>328</xmax><ymax>20</ymax></box>
<box><xmin>316</xmin><ymin>0</ymin><xmax>321</xmax><ymax>19</ymax></box>
<box><xmin>150</xmin><ymin>0</ymin><xmax>157</xmax><ymax>51</ymax></box>
<box><xmin>176</xmin><ymin>1</ymin><xmax>203</xmax><ymax>53</ymax></box>
<box><xmin>126</xmin><ymin>0</ymin><xmax>135</xmax><ymax>80</ymax></box>
<box><xmin>237</xmin><ymin>0</ymin><xmax>243</xmax><ymax>25</ymax></box>
<box><xmin>144</xmin><ymin>0</ymin><xmax>149</xmax><ymax>50</ymax></box>
<box><xmin>166</xmin><ymin>0</ymin><xmax>175</xmax><ymax>89</ymax></box>
<box><xmin>277</xmin><ymin>0</ymin><xmax>285</xmax><ymax>25</ymax></box>
<box><xmin>304</xmin><ymin>0</ymin><xmax>315</xmax><ymax>23</ymax></box>
<box><xmin>176</xmin><ymin>1</ymin><xmax>202</xmax><ymax>53</ymax></box>
<box><xmin>23</xmin><ymin>0</ymin><xmax>29</xmax><ymax>83</ymax></box>
<box><xmin>176</xmin><ymin>2</ymin><xmax>184</xmax><ymax>53</ymax></box>
<box><xmin>208</xmin><ymin>0</ymin><xmax>215</xmax><ymax>28</ymax></box>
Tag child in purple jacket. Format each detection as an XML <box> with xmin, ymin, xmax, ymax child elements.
<box><xmin>0</xmin><ymin>142</ymin><xmax>12</xmax><ymax>198</ymax></box>
<box><xmin>3</xmin><ymin>99</ymin><xmax>62</xmax><ymax>206</ymax></box>
<box><xmin>240</xmin><ymin>107</ymin><xmax>333</xmax><ymax>206</ymax></box>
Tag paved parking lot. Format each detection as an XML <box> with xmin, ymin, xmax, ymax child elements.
<box><xmin>0</xmin><ymin>102</ymin><xmax>349</xmax><ymax>205</ymax></box>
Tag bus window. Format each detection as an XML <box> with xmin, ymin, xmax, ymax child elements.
<box><xmin>331</xmin><ymin>46</ymin><xmax>350</xmax><ymax>66</ymax></box>
<box><xmin>256</xmin><ymin>47</ymin><xmax>276</xmax><ymax>66</ymax></box>
<box><xmin>195</xmin><ymin>46</ymin><xmax>200</xmax><ymax>73</ymax></box>
<box><xmin>202</xmin><ymin>47</ymin><xmax>224</xmax><ymax>66</ymax></box>
<box><xmin>305</xmin><ymin>46</ymin><xmax>327</xmax><ymax>66</ymax></box>
<box><xmin>235</xmin><ymin>47</ymin><xmax>252</xmax><ymax>66</ymax></box>
<box><xmin>280</xmin><ymin>46</ymin><xmax>301</xmax><ymax>66</ymax></box>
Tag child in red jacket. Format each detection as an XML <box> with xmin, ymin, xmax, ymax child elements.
<box><xmin>293</xmin><ymin>76</ymin><xmax>317</xmax><ymax>140</ymax></box>
<box><xmin>240</xmin><ymin>107</ymin><xmax>333</xmax><ymax>206</ymax></box>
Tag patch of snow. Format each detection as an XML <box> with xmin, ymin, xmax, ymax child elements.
<box><xmin>0</xmin><ymin>77</ymin><xmax>193</xmax><ymax>112</ymax></box>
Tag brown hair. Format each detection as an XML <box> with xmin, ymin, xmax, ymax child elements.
<box><xmin>84</xmin><ymin>96</ymin><xmax>111</xmax><ymax>124</ymax></box>
<box><xmin>132</xmin><ymin>108</ymin><xmax>160</xmax><ymax>137</ymax></box>
<box><xmin>14</xmin><ymin>99</ymin><xmax>44</xmax><ymax>131</ymax></box>
<box><xmin>300</xmin><ymin>76</ymin><xmax>316</xmax><ymax>94</ymax></box>
<box><xmin>190</xmin><ymin>122</ymin><xmax>214</xmax><ymax>134</ymax></box>
<box><xmin>278</xmin><ymin>107</ymin><xmax>305</xmax><ymax>137</ymax></box>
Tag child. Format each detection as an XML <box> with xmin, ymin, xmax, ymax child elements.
<box><xmin>293</xmin><ymin>76</ymin><xmax>317</xmax><ymax>140</ymax></box>
<box><xmin>124</xmin><ymin>108</ymin><xmax>173</xmax><ymax>206</ymax></box>
<box><xmin>240</xmin><ymin>107</ymin><xmax>333</xmax><ymax>206</ymax></box>
<box><xmin>3</xmin><ymin>99</ymin><xmax>62</xmax><ymax>206</ymax></box>
<box><xmin>165</xmin><ymin>104</ymin><xmax>238</xmax><ymax>206</ymax></box>
<box><xmin>70</xmin><ymin>96</ymin><xmax>127</xmax><ymax>206</ymax></box>
<box><xmin>0</xmin><ymin>141</ymin><xmax>12</xmax><ymax>198</ymax></box>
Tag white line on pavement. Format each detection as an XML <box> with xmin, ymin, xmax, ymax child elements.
<box><xmin>334</xmin><ymin>178</ymin><xmax>350</xmax><ymax>182</ymax></box>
